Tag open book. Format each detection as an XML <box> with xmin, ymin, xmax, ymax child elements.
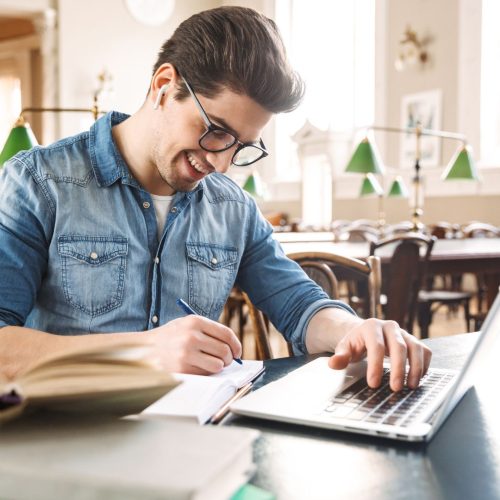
<box><xmin>0</xmin><ymin>342</ymin><xmax>179</xmax><ymax>423</ymax></box>
<box><xmin>142</xmin><ymin>359</ymin><xmax>264</xmax><ymax>424</ymax></box>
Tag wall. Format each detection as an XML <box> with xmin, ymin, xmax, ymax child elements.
<box><xmin>57</xmin><ymin>0</ymin><xmax>219</xmax><ymax>137</ymax></box>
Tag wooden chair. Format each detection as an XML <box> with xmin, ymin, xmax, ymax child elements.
<box><xmin>370</xmin><ymin>233</ymin><xmax>435</xmax><ymax>334</ymax></box>
<box><xmin>462</xmin><ymin>222</ymin><xmax>500</xmax><ymax>239</ymax></box>
<box><xmin>242</xmin><ymin>252</ymin><xmax>382</xmax><ymax>359</ymax></box>
<box><xmin>384</xmin><ymin>221</ymin><xmax>416</xmax><ymax>237</ymax></box>
<box><xmin>336</xmin><ymin>225</ymin><xmax>380</xmax><ymax>244</ymax></box>
<box><xmin>287</xmin><ymin>252</ymin><xmax>382</xmax><ymax>319</ymax></box>
<box><xmin>427</xmin><ymin>221</ymin><xmax>462</xmax><ymax>291</ymax></box>
<box><xmin>370</xmin><ymin>232</ymin><xmax>471</xmax><ymax>338</ymax></box>
<box><xmin>461</xmin><ymin>222</ymin><xmax>500</xmax><ymax>330</ymax></box>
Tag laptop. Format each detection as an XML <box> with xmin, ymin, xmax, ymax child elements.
<box><xmin>231</xmin><ymin>293</ymin><xmax>500</xmax><ymax>442</ymax></box>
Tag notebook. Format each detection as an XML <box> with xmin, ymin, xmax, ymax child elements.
<box><xmin>143</xmin><ymin>359</ymin><xmax>264</xmax><ymax>424</ymax></box>
<box><xmin>231</xmin><ymin>293</ymin><xmax>500</xmax><ymax>442</ymax></box>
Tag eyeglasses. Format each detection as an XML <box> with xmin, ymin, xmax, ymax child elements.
<box><xmin>182</xmin><ymin>77</ymin><xmax>268</xmax><ymax>167</ymax></box>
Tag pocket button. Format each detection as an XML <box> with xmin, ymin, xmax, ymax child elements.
<box><xmin>90</xmin><ymin>251</ymin><xmax>98</xmax><ymax>260</ymax></box>
<box><xmin>211</xmin><ymin>257</ymin><xmax>218</xmax><ymax>265</ymax></box>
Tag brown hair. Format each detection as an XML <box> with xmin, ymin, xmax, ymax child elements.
<box><xmin>152</xmin><ymin>6</ymin><xmax>304</xmax><ymax>113</ymax></box>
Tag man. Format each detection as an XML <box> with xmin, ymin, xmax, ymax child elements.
<box><xmin>0</xmin><ymin>6</ymin><xmax>430</xmax><ymax>389</ymax></box>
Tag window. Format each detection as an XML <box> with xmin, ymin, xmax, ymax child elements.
<box><xmin>480</xmin><ymin>0</ymin><xmax>500</xmax><ymax>165</ymax></box>
<box><xmin>274</xmin><ymin>0</ymin><xmax>375</xmax><ymax>181</ymax></box>
<box><xmin>0</xmin><ymin>58</ymin><xmax>22</xmax><ymax>149</ymax></box>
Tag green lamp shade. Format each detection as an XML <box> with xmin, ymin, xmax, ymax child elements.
<box><xmin>387</xmin><ymin>176</ymin><xmax>409</xmax><ymax>197</ymax></box>
<box><xmin>0</xmin><ymin>123</ymin><xmax>38</xmax><ymax>167</ymax></box>
<box><xmin>360</xmin><ymin>173</ymin><xmax>383</xmax><ymax>197</ymax></box>
<box><xmin>242</xmin><ymin>171</ymin><xmax>264</xmax><ymax>197</ymax></box>
<box><xmin>441</xmin><ymin>145</ymin><xmax>479</xmax><ymax>181</ymax></box>
<box><xmin>345</xmin><ymin>137</ymin><xmax>385</xmax><ymax>175</ymax></box>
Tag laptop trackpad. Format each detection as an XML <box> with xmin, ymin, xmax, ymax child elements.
<box><xmin>232</xmin><ymin>357</ymin><xmax>367</xmax><ymax>415</ymax></box>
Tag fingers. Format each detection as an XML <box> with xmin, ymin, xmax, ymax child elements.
<box><xmin>328</xmin><ymin>341</ymin><xmax>352</xmax><ymax>370</ymax></box>
<box><xmin>363</xmin><ymin>319</ymin><xmax>386</xmax><ymax>389</ymax></box>
<box><xmin>190</xmin><ymin>315</ymin><xmax>242</xmax><ymax>361</ymax></box>
<box><xmin>155</xmin><ymin>316</ymin><xmax>242</xmax><ymax>374</ymax></box>
<box><xmin>328</xmin><ymin>318</ymin><xmax>433</xmax><ymax>393</ymax></box>
<box><xmin>404</xmin><ymin>333</ymin><xmax>433</xmax><ymax>389</ymax></box>
<box><xmin>382</xmin><ymin>321</ymin><xmax>408</xmax><ymax>391</ymax></box>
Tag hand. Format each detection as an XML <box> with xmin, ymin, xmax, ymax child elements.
<box><xmin>328</xmin><ymin>318</ymin><xmax>432</xmax><ymax>391</ymax></box>
<box><xmin>150</xmin><ymin>316</ymin><xmax>242</xmax><ymax>375</ymax></box>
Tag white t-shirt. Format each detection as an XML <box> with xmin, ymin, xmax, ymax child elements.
<box><xmin>150</xmin><ymin>193</ymin><xmax>174</xmax><ymax>239</ymax></box>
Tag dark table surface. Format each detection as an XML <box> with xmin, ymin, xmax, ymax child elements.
<box><xmin>225</xmin><ymin>333</ymin><xmax>500</xmax><ymax>500</ymax></box>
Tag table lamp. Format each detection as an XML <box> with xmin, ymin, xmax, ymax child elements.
<box><xmin>1</xmin><ymin>72</ymin><xmax>111</xmax><ymax>168</ymax></box>
<box><xmin>242</xmin><ymin>171</ymin><xmax>265</xmax><ymax>198</ymax></box>
<box><xmin>387</xmin><ymin>176</ymin><xmax>409</xmax><ymax>198</ymax></box>
<box><xmin>346</xmin><ymin>124</ymin><xmax>479</xmax><ymax>230</ymax></box>
<box><xmin>0</xmin><ymin>116</ymin><xmax>38</xmax><ymax>166</ymax></box>
<box><xmin>0</xmin><ymin>106</ymin><xmax>102</xmax><ymax>168</ymax></box>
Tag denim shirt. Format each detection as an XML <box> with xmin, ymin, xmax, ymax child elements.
<box><xmin>0</xmin><ymin>112</ymin><xmax>352</xmax><ymax>354</ymax></box>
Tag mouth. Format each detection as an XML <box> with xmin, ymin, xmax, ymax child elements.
<box><xmin>184</xmin><ymin>152</ymin><xmax>214</xmax><ymax>179</ymax></box>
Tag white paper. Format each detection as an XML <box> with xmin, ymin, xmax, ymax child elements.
<box><xmin>142</xmin><ymin>360</ymin><xmax>263</xmax><ymax>424</ymax></box>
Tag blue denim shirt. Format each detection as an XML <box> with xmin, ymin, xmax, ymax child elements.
<box><xmin>0</xmin><ymin>112</ymin><xmax>352</xmax><ymax>354</ymax></box>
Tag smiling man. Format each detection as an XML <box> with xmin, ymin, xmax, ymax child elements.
<box><xmin>0</xmin><ymin>6</ymin><xmax>430</xmax><ymax>389</ymax></box>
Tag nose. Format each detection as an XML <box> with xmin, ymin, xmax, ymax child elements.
<box><xmin>206</xmin><ymin>147</ymin><xmax>236</xmax><ymax>173</ymax></box>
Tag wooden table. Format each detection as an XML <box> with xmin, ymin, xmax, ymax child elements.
<box><xmin>275</xmin><ymin>235</ymin><xmax>500</xmax><ymax>308</ymax></box>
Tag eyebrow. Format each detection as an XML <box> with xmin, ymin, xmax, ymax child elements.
<box><xmin>208</xmin><ymin>113</ymin><xmax>263</xmax><ymax>145</ymax></box>
<box><xmin>208</xmin><ymin>113</ymin><xmax>239</xmax><ymax>138</ymax></box>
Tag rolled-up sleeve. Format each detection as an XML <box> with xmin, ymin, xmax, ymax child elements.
<box><xmin>236</xmin><ymin>197</ymin><xmax>355</xmax><ymax>355</ymax></box>
<box><xmin>0</xmin><ymin>154</ymin><xmax>53</xmax><ymax>328</ymax></box>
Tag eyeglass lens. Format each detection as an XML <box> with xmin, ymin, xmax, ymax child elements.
<box><xmin>200</xmin><ymin>130</ymin><xmax>264</xmax><ymax>166</ymax></box>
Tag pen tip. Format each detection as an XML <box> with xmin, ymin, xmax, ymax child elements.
<box><xmin>234</xmin><ymin>358</ymin><xmax>243</xmax><ymax>365</ymax></box>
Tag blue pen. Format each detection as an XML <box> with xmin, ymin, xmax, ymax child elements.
<box><xmin>176</xmin><ymin>298</ymin><xmax>243</xmax><ymax>365</ymax></box>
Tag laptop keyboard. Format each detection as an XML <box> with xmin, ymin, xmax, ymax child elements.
<box><xmin>323</xmin><ymin>369</ymin><xmax>455</xmax><ymax>427</ymax></box>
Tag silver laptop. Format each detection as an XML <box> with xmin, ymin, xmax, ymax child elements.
<box><xmin>231</xmin><ymin>293</ymin><xmax>500</xmax><ymax>442</ymax></box>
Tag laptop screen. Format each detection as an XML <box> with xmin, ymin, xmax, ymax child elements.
<box><xmin>430</xmin><ymin>292</ymin><xmax>500</xmax><ymax>433</ymax></box>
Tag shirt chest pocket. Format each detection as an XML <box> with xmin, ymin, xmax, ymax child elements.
<box><xmin>186</xmin><ymin>242</ymin><xmax>238</xmax><ymax>318</ymax></box>
<box><xmin>57</xmin><ymin>235</ymin><xmax>128</xmax><ymax>317</ymax></box>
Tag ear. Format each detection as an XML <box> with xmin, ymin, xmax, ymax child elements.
<box><xmin>153</xmin><ymin>83</ymin><xmax>170</xmax><ymax>109</ymax></box>
<box><xmin>150</xmin><ymin>63</ymin><xmax>178</xmax><ymax>110</ymax></box>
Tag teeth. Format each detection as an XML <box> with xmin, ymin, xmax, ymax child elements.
<box><xmin>186</xmin><ymin>153</ymin><xmax>210</xmax><ymax>174</ymax></box>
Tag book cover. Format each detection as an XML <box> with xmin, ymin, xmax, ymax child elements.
<box><xmin>0</xmin><ymin>414</ymin><xmax>260</xmax><ymax>500</ymax></box>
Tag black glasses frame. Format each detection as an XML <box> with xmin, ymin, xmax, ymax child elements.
<box><xmin>181</xmin><ymin>76</ymin><xmax>268</xmax><ymax>166</ymax></box>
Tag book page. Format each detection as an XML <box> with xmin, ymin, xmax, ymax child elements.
<box><xmin>209</xmin><ymin>359</ymin><xmax>264</xmax><ymax>388</ymax></box>
<box><xmin>142</xmin><ymin>360</ymin><xmax>264</xmax><ymax>424</ymax></box>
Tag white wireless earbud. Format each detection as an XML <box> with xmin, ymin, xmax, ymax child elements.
<box><xmin>153</xmin><ymin>83</ymin><xmax>170</xmax><ymax>109</ymax></box>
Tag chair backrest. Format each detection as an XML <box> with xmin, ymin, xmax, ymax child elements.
<box><xmin>242</xmin><ymin>251</ymin><xmax>382</xmax><ymax>360</ymax></box>
<box><xmin>287</xmin><ymin>251</ymin><xmax>382</xmax><ymax>319</ymax></box>
<box><xmin>462</xmin><ymin>222</ymin><xmax>500</xmax><ymax>239</ymax></box>
<box><xmin>384</xmin><ymin>221</ymin><xmax>416</xmax><ymax>237</ymax></box>
<box><xmin>336</xmin><ymin>225</ymin><xmax>380</xmax><ymax>243</ymax></box>
<box><xmin>241</xmin><ymin>291</ymin><xmax>274</xmax><ymax>360</ymax></box>
<box><xmin>370</xmin><ymin>232</ymin><xmax>435</xmax><ymax>332</ymax></box>
<box><xmin>429</xmin><ymin>221</ymin><xmax>460</xmax><ymax>239</ymax></box>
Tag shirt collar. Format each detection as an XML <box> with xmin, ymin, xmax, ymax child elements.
<box><xmin>89</xmin><ymin>111</ymin><xmax>139</xmax><ymax>188</ymax></box>
<box><xmin>89</xmin><ymin>111</ymin><xmax>205</xmax><ymax>200</ymax></box>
